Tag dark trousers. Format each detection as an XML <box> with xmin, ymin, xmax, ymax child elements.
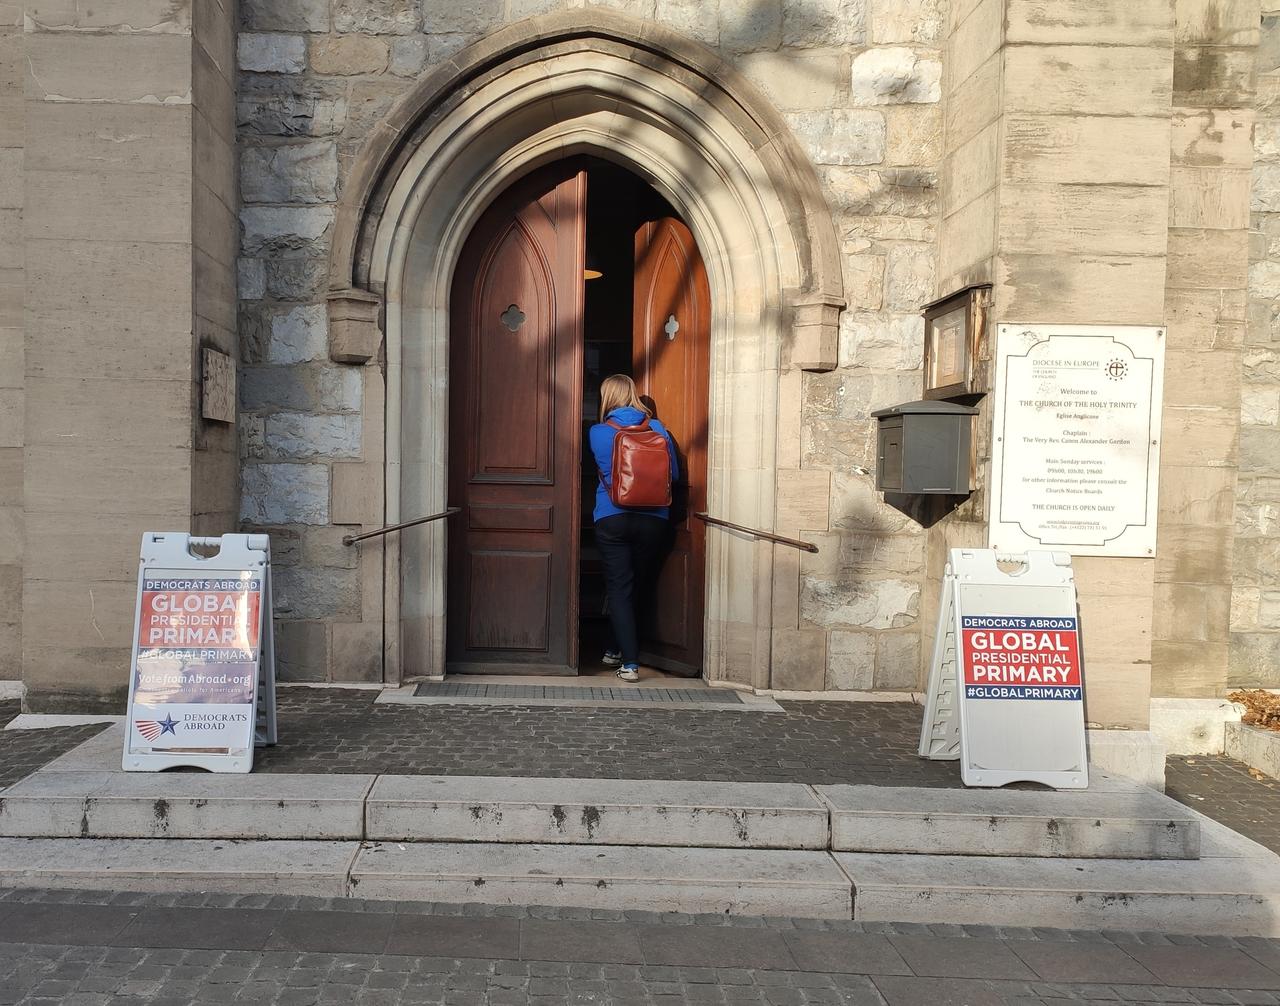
<box><xmin>595</xmin><ymin>513</ymin><xmax>669</xmax><ymax>666</ymax></box>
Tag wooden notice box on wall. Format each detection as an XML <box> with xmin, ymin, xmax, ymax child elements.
<box><xmin>922</xmin><ymin>285</ymin><xmax>991</xmax><ymax>400</ymax></box>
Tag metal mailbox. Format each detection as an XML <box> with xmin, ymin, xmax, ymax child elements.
<box><xmin>872</xmin><ymin>399</ymin><xmax>978</xmax><ymax>495</ymax></box>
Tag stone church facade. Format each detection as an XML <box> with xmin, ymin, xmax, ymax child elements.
<box><xmin>2</xmin><ymin>0</ymin><xmax>1277</xmax><ymax>765</ymax></box>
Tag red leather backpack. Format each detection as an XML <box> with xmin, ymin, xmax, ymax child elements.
<box><xmin>605</xmin><ymin>419</ymin><xmax>672</xmax><ymax>508</ymax></box>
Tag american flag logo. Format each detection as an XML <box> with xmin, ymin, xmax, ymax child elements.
<box><xmin>135</xmin><ymin>720</ymin><xmax>163</xmax><ymax>741</ymax></box>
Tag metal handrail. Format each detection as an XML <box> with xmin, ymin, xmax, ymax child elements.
<box><xmin>695</xmin><ymin>513</ymin><xmax>818</xmax><ymax>553</ymax></box>
<box><xmin>341</xmin><ymin>507</ymin><xmax>461</xmax><ymax>546</ymax></box>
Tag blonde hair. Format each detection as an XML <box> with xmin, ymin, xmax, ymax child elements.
<box><xmin>599</xmin><ymin>374</ymin><xmax>650</xmax><ymax>422</ymax></box>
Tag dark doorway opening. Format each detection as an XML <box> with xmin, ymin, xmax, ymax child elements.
<box><xmin>446</xmin><ymin>157</ymin><xmax>707</xmax><ymax>677</ymax></box>
<box><xmin>580</xmin><ymin>161</ymin><xmax>670</xmax><ymax>675</ymax></box>
<box><xmin>579</xmin><ymin>159</ymin><xmax>709</xmax><ymax>679</ymax></box>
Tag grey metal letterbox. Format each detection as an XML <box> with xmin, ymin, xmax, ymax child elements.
<box><xmin>871</xmin><ymin>400</ymin><xmax>978</xmax><ymax>495</ymax></box>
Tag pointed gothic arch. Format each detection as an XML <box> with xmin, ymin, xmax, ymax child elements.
<box><xmin>326</xmin><ymin>9</ymin><xmax>845</xmax><ymax>687</ymax></box>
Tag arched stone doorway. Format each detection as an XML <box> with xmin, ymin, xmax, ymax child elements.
<box><xmin>327</xmin><ymin>10</ymin><xmax>844</xmax><ymax>691</ymax></box>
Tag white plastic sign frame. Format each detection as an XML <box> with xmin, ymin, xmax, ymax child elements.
<box><xmin>920</xmin><ymin>548</ymin><xmax>1088</xmax><ymax>789</ymax></box>
<box><xmin>123</xmin><ymin>532</ymin><xmax>277</xmax><ymax>773</ymax></box>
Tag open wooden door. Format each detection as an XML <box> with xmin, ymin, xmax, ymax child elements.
<box><xmin>446</xmin><ymin>164</ymin><xmax>586</xmax><ymax>673</ymax></box>
<box><xmin>633</xmin><ymin>216</ymin><xmax>710</xmax><ymax>675</ymax></box>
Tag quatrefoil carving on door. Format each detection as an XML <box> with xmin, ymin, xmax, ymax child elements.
<box><xmin>664</xmin><ymin>314</ymin><xmax>679</xmax><ymax>341</ymax></box>
<box><xmin>499</xmin><ymin>303</ymin><xmax>526</xmax><ymax>332</ymax></box>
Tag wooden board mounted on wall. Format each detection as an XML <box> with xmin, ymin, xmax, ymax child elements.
<box><xmin>201</xmin><ymin>348</ymin><xmax>236</xmax><ymax>424</ymax></box>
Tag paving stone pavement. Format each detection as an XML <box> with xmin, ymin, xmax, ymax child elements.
<box><xmin>1</xmin><ymin>889</ymin><xmax>1279</xmax><ymax>1004</ymax></box>
<box><xmin>1166</xmin><ymin>754</ymin><xmax>1280</xmax><ymax>855</ymax></box>
<box><xmin>250</xmin><ymin>689</ymin><xmax>961</xmax><ymax>787</ymax></box>
<box><xmin>0</xmin><ymin>700</ymin><xmax>111</xmax><ymax>791</ymax></box>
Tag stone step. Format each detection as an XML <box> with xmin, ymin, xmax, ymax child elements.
<box><xmin>836</xmin><ymin>817</ymin><xmax>1280</xmax><ymax>937</ymax></box>
<box><xmin>817</xmin><ymin>783</ymin><xmax>1200</xmax><ymax>859</ymax></box>
<box><xmin>365</xmin><ymin>777</ymin><xmax>829</xmax><ymax>848</ymax></box>
<box><xmin>0</xmin><ymin>838</ymin><xmax>360</xmax><ymax>897</ymax></box>
<box><xmin>349</xmin><ymin>842</ymin><xmax>853</xmax><ymax>918</ymax></box>
<box><xmin>0</xmin><ymin>771</ymin><xmax>374</xmax><ymax>840</ymax></box>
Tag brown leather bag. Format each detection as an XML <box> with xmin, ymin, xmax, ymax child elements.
<box><xmin>606</xmin><ymin>418</ymin><xmax>672</xmax><ymax>508</ymax></box>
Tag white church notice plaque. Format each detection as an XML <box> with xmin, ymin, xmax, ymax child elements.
<box><xmin>988</xmin><ymin>324</ymin><xmax>1165</xmax><ymax>558</ymax></box>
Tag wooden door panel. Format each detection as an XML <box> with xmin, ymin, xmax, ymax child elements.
<box><xmin>653</xmin><ymin>552</ymin><xmax>689</xmax><ymax>647</ymax></box>
<box><xmin>633</xmin><ymin>216</ymin><xmax>709</xmax><ymax>675</ymax></box>
<box><xmin>466</xmin><ymin>504</ymin><xmax>554</xmax><ymax>533</ymax></box>
<box><xmin>469</xmin><ymin>220</ymin><xmax>554</xmax><ymax>482</ymax></box>
<box><xmin>447</xmin><ymin>164</ymin><xmax>585</xmax><ymax>672</ymax></box>
<box><xmin>466</xmin><ymin>550</ymin><xmax>551</xmax><ymax>651</ymax></box>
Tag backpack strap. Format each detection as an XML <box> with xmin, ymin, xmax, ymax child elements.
<box><xmin>605</xmin><ymin>417</ymin><xmax>651</xmax><ymax>432</ymax></box>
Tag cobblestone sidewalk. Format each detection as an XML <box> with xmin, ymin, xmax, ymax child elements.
<box><xmin>1</xmin><ymin>888</ymin><xmax>1279</xmax><ymax>1005</ymax></box>
<box><xmin>250</xmin><ymin>689</ymin><xmax>959</xmax><ymax>787</ymax></box>
<box><xmin>0</xmin><ymin>700</ymin><xmax>111</xmax><ymax>791</ymax></box>
<box><xmin>1166</xmin><ymin>754</ymin><xmax>1280</xmax><ymax>855</ymax></box>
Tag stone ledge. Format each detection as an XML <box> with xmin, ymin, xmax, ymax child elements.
<box><xmin>1226</xmin><ymin>722</ymin><xmax>1280</xmax><ymax>781</ymax></box>
<box><xmin>817</xmin><ymin>782</ymin><xmax>1200</xmax><ymax>860</ymax></box>
<box><xmin>1086</xmin><ymin>729</ymin><xmax>1167</xmax><ymax>791</ymax></box>
<box><xmin>349</xmin><ymin>843</ymin><xmax>854</xmax><ymax>918</ymax></box>
<box><xmin>1150</xmin><ymin>696</ymin><xmax>1244</xmax><ymax>755</ymax></box>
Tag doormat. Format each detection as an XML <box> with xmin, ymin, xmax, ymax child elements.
<box><xmin>412</xmin><ymin>681</ymin><xmax>744</xmax><ymax>705</ymax></box>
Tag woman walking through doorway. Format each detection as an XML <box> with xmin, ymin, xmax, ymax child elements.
<box><xmin>590</xmin><ymin>375</ymin><xmax>678</xmax><ymax>682</ymax></box>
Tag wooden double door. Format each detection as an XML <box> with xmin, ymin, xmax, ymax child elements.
<box><xmin>446</xmin><ymin>162</ymin><xmax>709</xmax><ymax>674</ymax></box>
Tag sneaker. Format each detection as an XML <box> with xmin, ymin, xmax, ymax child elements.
<box><xmin>602</xmin><ymin>650</ymin><xmax>622</xmax><ymax>666</ymax></box>
<box><xmin>616</xmin><ymin>665</ymin><xmax>640</xmax><ymax>682</ymax></box>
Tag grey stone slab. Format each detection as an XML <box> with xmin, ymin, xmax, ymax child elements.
<box><xmin>0</xmin><ymin>771</ymin><xmax>374</xmax><ymax>839</ymax></box>
<box><xmin>0</xmin><ymin>838</ymin><xmax>360</xmax><ymax>897</ymax></box>
<box><xmin>1238</xmin><ymin>937</ymin><xmax>1280</xmax><ymax>974</ymax></box>
<box><xmin>37</xmin><ymin>723</ymin><xmax>125</xmax><ymax>771</ymax></box>
<box><xmin>112</xmin><ymin>907</ymin><xmax>283</xmax><ymax>951</ymax></box>
<box><xmin>518</xmin><ymin>920</ymin><xmax>644</xmax><ymax>965</ymax></box>
<box><xmin>840</xmin><ymin>849</ymin><xmax>1280</xmax><ymax>936</ymax></box>
<box><xmin>0</xmin><ymin>903</ymin><xmax>138</xmax><ymax>946</ymax></box>
<box><xmin>384</xmin><ymin>915</ymin><xmax>520</xmax><ymax>959</ymax></box>
<box><xmin>350</xmin><ymin>843</ymin><xmax>852</xmax><ymax>919</ymax></box>
<box><xmin>365</xmin><ymin>777</ymin><xmax>828</xmax><ymax>849</ymax></box>
<box><xmin>636</xmin><ymin>925</ymin><xmax>795</xmax><ymax>970</ymax></box>
<box><xmin>1121</xmin><ymin>945</ymin><xmax>1280</xmax><ymax>989</ymax></box>
<box><xmin>267</xmin><ymin>908</ymin><xmax>394</xmax><ymax>954</ymax></box>
<box><xmin>1006</xmin><ymin>939</ymin><xmax>1158</xmax><ymax>984</ymax></box>
<box><xmin>780</xmin><ymin>932</ymin><xmax>912</xmax><ymax>975</ymax></box>
<box><xmin>870</xmin><ymin>975</ymin><xmax>1006</xmax><ymax>1006</ymax></box>
<box><xmin>817</xmin><ymin>785</ymin><xmax>1200</xmax><ymax>859</ymax></box>
<box><xmin>887</xmin><ymin>935</ymin><xmax>1036</xmax><ymax>980</ymax></box>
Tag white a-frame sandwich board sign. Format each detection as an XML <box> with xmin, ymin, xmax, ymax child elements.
<box><xmin>919</xmin><ymin>548</ymin><xmax>1087</xmax><ymax>789</ymax></box>
<box><xmin>124</xmin><ymin>532</ymin><xmax>277</xmax><ymax>773</ymax></box>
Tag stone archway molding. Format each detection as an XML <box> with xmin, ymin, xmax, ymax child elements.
<box><xmin>327</xmin><ymin>9</ymin><xmax>845</xmax><ymax>687</ymax></box>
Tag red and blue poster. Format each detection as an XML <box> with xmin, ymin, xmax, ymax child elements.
<box><xmin>961</xmin><ymin>615</ymin><xmax>1081</xmax><ymax>701</ymax></box>
<box><xmin>127</xmin><ymin>573</ymin><xmax>261</xmax><ymax>755</ymax></box>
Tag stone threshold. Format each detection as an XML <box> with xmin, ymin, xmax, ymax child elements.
<box><xmin>377</xmin><ymin>682</ymin><xmax>783</xmax><ymax>711</ymax></box>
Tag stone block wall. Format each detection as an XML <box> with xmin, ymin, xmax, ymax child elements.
<box><xmin>929</xmin><ymin>0</ymin><xmax>1179</xmax><ymax>730</ymax></box>
<box><xmin>193</xmin><ymin>0</ymin><xmax>242</xmax><ymax>538</ymax></box>
<box><xmin>13</xmin><ymin>0</ymin><xmax>240</xmax><ymax>712</ymax></box>
<box><xmin>1154</xmin><ymin>0</ymin><xmax>1257</xmax><ymax>698</ymax></box>
<box><xmin>0</xmin><ymin>3</ymin><xmax>21</xmax><ymax>684</ymax></box>
<box><xmin>1237</xmin><ymin>4</ymin><xmax>1280</xmax><ymax>688</ymax></box>
<box><xmin>236</xmin><ymin>0</ymin><xmax>946</xmax><ymax>689</ymax></box>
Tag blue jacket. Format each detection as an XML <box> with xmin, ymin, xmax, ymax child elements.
<box><xmin>589</xmin><ymin>406</ymin><xmax>679</xmax><ymax>522</ymax></box>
